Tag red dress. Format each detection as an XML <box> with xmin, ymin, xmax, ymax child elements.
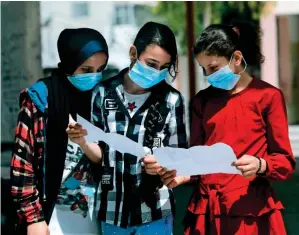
<box><xmin>185</xmin><ymin>78</ymin><xmax>296</xmax><ymax>235</ymax></box>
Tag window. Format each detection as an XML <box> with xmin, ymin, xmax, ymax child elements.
<box><xmin>115</xmin><ymin>5</ymin><xmax>132</xmax><ymax>25</ymax></box>
<box><xmin>72</xmin><ymin>2</ymin><xmax>89</xmax><ymax>18</ymax></box>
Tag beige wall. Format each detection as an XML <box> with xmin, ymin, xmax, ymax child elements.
<box><xmin>260</xmin><ymin>2</ymin><xmax>279</xmax><ymax>88</ymax></box>
<box><xmin>277</xmin><ymin>16</ymin><xmax>292</xmax><ymax>103</ymax></box>
<box><xmin>260</xmin><ymin>2</ymin><xmax>299</xmax><ymax>124</ymax></box>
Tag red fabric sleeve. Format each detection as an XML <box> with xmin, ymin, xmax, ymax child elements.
<box><xmin>10</xmin><ymin>94</ymin><xmax>45</xmax><ymax>224</ymax></box>
<box><xmin>264</xmin><ymin>90</ymin><xmax>296</xmax><ymax>181</ymax></box>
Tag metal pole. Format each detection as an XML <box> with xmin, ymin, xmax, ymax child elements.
<box><xmin>185</xmin><ymin>1</ymin><xmax>196</xmax><ymax>99</ymax></box>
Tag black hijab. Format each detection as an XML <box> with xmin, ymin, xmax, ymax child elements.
<box><xmin>42</xmin><ymin>28</ymin><xmax>109</xmax><ymax>222</ymax></box>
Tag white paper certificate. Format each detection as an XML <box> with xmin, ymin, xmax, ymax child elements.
<box><xmin>76</xmin><ymin>115</ymin><xmax>239</xmax><ymax>175</ymax></box>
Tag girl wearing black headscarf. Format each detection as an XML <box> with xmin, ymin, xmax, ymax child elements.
<box><xmin>10</xmin><ymin>28</ymin><xmax>109</xmax><ymax>235</ymax></box>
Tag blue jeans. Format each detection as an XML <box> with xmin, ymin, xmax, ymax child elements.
<box><xmin>101</xmin><ymin>214</ymin><xmax>173</xmax><ymax>235</ymax></box>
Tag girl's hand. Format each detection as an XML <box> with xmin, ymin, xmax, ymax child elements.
<box><xmin>232</xmin><ymin>154</ymin><xmax>267</xmax><ymax>179</ymax></box>
<box><xmin>66</xmin><ymin>122</ymin><xmax>88</xmax><ymax>146</ymax></box>
<box><xmin>142</xmin><ymin>155</ymin><xmax>161</xmax><ymax>175</ymax></box>
<box><xmin>27</xmin><ymin>221</ymin><xmax>50</xmax><ymax>235</ymax></box>
<box><xmin>158</xmin><ymin>168</ymin><xmax>189</xmax><ymax>189</ymax></box>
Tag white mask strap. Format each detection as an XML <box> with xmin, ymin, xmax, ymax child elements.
<box><xmin>240</xmin><ymin>56</ymin><xmax>247</xmax><ymax>74</ymax></box>
<box><xmin>229</xmin><ymin>53</ymin><xmax>247</xmax><ymax>74</ymax></box>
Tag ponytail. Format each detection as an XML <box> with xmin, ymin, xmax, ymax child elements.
<box><xmin>231</xmin><ymin>21</ymin><xmax>265</xmax><ymax>65</ymax></box>
<box><xmin>193</xmin><ymin>21</ymin><xmax>265</xmax><ymax>66</ymax></box>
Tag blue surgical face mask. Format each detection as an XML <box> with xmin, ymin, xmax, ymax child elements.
<box><xmin>67</xmin><ymin>72</ymin><xmax>103</xmax><ymax>91</ymax></box>
<box><xmin>128</xmin><ymin>60</ymin><xmax>168</xmax><ymax>89</ymax></box>
<box><xmin>205</xmin><ymin>55</ymin><xmax>247</xmax><ymax>90</ymax></box>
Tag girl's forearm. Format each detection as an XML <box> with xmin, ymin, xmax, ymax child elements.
<box><xmin>80</xmin><ymin>141</ymin><xmax>103</xmax><ymax>164</ymax></box>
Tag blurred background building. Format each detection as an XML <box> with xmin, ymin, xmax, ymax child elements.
<box><xmin>1</xmin><ymin>1</ymin><xmax>299</xmax><ymax>234</ymax></box>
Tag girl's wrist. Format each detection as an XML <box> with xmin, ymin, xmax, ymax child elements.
<box><xmin>79</xmin><ymin>138</ymin><xmax>88</xmax><ymax>148</ymax></box>
<box><xmin>183</xmin><ymin>176</ymin><xmax>191</xmax><ymax>184</ymax></box>
<box><xmin>260</xmin><ymin>158</ymin><xmax>268</xmax><ymax>173</ymax></box>
<box><xmin>255</xmin><ymin>157</ymin><xmax>267</xmax><ymax>174</ymax></box>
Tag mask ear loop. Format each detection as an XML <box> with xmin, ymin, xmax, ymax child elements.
<box><xmin>239</xmin><ymin>56</ymin><xmax>247</xmax><ymax>75</ymax></box>
<box><xmin>229</xmin><ymin>53</ymin><xmax>247</xmax><ymax>74</ymax></box>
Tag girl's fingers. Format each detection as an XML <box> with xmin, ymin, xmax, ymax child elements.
<box><xmin>68</xmin><ymin>133</ymin><xmax>87</xmax><ymax>138</ymax></box>
<box><xmin>163</xmin><ymin>175</ymin><xmax>176</xmax><ymax>186</ymax></box>
<box><xmin>143</xmin><ymin>156</ymin><xmax>157</xmax><ymax>164</ymax></box>
<box><xmin>145</xmin><ymin>163</ymin><xmax>160</xmax><ymax>170</ymax></box>
<box><xmin>146</xmin><ymin>169</ymin><xmax>159</xmax><ymax>175</ymax></box>
<box><xmin>237</xmin><ymin>164</ymin><xmax>255</xmax><ymax>172</ymax></box>
<box><xmin>67</xmin><ymin>128</ymin><xmax>82</xmax><ymax>134</ymax></box>
<box><xmin>157</xmin><ymin>167</ymin><xmax>167</xmax><ymax>176</ymax></box>
<box><xmin>161</xmin><ymin>170</ymin><xmax>176</xmax><ymax>181</ymax></box>
<box><xmin>167</xmin><ymin>181</ymin><xmax>176</xmax><ymax>189</ymax></box>
<box><xmin>82</xmin><ymin>129</ymin><xmax>88</xmax><ymax>135</ymax></box>
<box><xmin>74</xmin><ymin>123</ymin><xmax>82</xmax><ymax>128</ymax></box>
<box><xmin>67</xmin><ymin>123</ymin><xmax>85</xmax><ymax>131</ymax></box>
<box><xmin>67</xmin><ymin>128</ymin><xmax>87</xmax><ymax>135</ymax></box>
<box><xmin>68</xmin><ymin>123</ymin><xmax>76</xmax><ymax>129</ymax></box>
<box><xmin>68</xmin><ymin>122</ymin><xmax>83</xmax><ymax>129</ymax></box>
<box><xmin>70</xmin><ymin>137</ymin><xmax>83</xmax><ymax>143</ymax></box>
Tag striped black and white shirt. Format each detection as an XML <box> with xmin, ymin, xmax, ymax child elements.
<box><xmin>91</xmin><ymin>69</ymin><xmax>188</xmax><ymax>228</ymax></box>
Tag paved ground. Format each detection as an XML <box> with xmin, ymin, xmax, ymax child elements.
<box><xmin>1</xmin><ymin>151</ymin><xmax>298</xmax><ymax>234</ymax></box>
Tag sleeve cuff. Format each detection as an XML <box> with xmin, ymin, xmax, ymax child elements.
<box><xmin>98</xmin><ymin>141</ymin><xmax>107</xmax><ymax>151</ymax></box>
<box><xmin>16</xmin><ymin>196</ymin><xmax>45</xmax><ymax>225</ymax></box>
<box><xmin>189</xmin><ymin>175</ymin><xmax>199</xmax><ymax>183</ymax></box>
<box><xmin>27</xmin><ymin>217</ymin><xmax>45</xmax><ymax>226</ymax></box>
<box><xmin>262</xmin><ymin>156</ymin><xmax>273</xmax><ymax>178</ymax></box>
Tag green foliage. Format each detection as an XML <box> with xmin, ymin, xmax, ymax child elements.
<box><xmin>153</xmin><ymin>1</ymin><xmax>266</xmax><ymax>54</ymax></box>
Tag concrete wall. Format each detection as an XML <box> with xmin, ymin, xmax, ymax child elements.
<box><xmin>1</xmin><ymin>1</ymin><xmax>43</xmax><ymax>142</ymax></box>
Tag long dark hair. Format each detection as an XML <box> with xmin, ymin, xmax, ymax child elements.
<box><xmin>133</xmin><ymin>21</ymin><xmax>178</xmax><ymax>80</ymax></box>
<box><xmin>193</xmin><ymin>21</ymin><xmax>264</xmax><ymax>66</ymax></box>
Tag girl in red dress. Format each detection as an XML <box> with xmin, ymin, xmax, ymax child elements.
<box><xmin>146</xmin><ymin>21</ymin><xmax>296</xmax><ymax>235</ymax></box>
